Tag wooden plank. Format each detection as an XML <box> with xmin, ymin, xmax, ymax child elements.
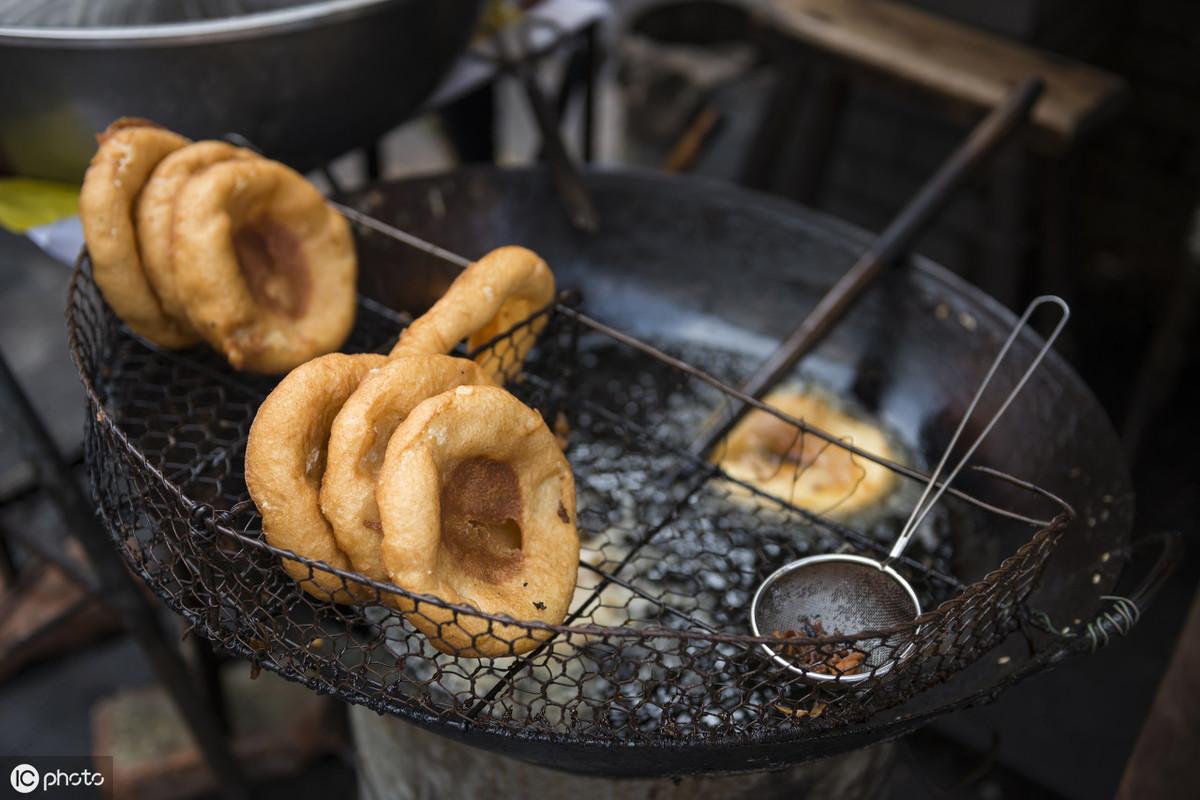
<box><xmin>761</xmin><ymin>0</ymin><xmax>1127</xmax><ymax>149</ymax></box>
<box><xmin>1117</xmin><ymin>587</ymin><xmax>1200</xmax><ymax>800</ymax></box>
<box><xmin>92</xmin><ymin>667</ymin><xmax>343</xmax><ymax>800</ymax></box>
<box><xmin>905</xmin><ymin>0</ymin><xmax>1041</xmax><ymax>38</ymax></box>
<box><xmin>0</xmin><ymin>548</ymin><xmax>119</xmax><ymax>684</ymax></box>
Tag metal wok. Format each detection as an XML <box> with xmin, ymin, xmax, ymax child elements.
<box><xmin>344</xmin><ymin>165</ymin><xmax>1142</xmax><ymax>773</ymax></box>
<box><xmin>0</xmin><ymin>0</ymin><xmax>482</xmax><ymax>181</ymax></box>
<box><xmin>68</xmin><ymin>165</ymin><xmax>1164</xmax><ymax>779</ymax></box>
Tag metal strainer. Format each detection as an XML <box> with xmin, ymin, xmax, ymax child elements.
<box><xmin>750</xmin><ymin>295</ymin><xmax>1070</xmax><ymax>684</ymax></box>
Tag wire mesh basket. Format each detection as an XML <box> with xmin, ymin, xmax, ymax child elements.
<box><xmin>67</xmin><ymin>248</ymin><xmax>1074</xmax><ymax>745</ymax></box>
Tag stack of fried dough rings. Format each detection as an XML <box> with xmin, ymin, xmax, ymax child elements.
<box><xmin>246</xmin><ymin>245</ymin><xmax>578</xmax><ymax>658</ymax></box>
<box><xmin>79</xmin><ymin>118</ymin><xmax>357</xmax><ymax>373</ymax></box>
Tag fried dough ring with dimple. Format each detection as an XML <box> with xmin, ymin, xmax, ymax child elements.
<box><xmin>246</xmin><ymin>353</ymin><xmax>388</xmax><ymax>602</ymax></box>
<box><xmin>714</xmin><ymin>387</ymin><xmax>897</xmax><ymax>519</ymax></box>
<box><xmin>173</xmin><ymin>158</ymin><xmax>357</xmax><ymax>374</ymax></box>
<box><xmin>378</xmin><ymin>385</ymin><xmax>578</xmax><ymax>657</ymax></box>
<box><xmin>80</xmin><ymin>120</ymin><xmax>198</xmax><ymax>347</ymax></box>
<box><xmin>390</xmin><ymin>246</ymin><xmax>555</xmax><ymax>383</ymax></box>
<box><xmin>136</xmin><ymin>140</ymin><xmax>259</xmax><ymax>323</ymax></box>
<box><xmin>321</xmin><ymin>355</ymin><xmax>496</xmax><ymax>583</ymax></box>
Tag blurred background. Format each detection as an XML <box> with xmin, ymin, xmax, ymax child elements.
<box><xmin>0</xmin><ymin>1</ymin><xmax>1197</xmax><ymax>798</ymax></box>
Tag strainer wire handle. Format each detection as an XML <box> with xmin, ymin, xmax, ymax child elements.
<box><xmin>884</xmin><ymin>295</ymin><xmax>1070</xmax><ymax>566</ymax></box>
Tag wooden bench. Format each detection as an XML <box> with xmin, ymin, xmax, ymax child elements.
<box><xmin>744</xmin><ymin>0</ymin><xmax>1128</xmax><ymax>309</ymax></box>
<box><xmin>761</xmin><ymin>0</ymin><xmax>1126</xmax><ymax>152</ymax></box>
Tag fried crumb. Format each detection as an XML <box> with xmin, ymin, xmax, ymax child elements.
<box><xmin>773</xmin><ymin>703</ymin><xmax>809</xmax><ymax>719</ymax></box>
<box><xmin>773</xmin><ymin>617</ymin><xmax>867</xmax><ymax>676</ymax></box>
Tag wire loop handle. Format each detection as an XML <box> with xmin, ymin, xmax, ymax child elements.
<box><xmin>885</xmin><ymin>295</ymin><xmax>1070</xmax><ymax>566</ymax></box>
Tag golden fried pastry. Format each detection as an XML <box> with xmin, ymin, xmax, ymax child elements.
<box><xmin>136</xmin><ymin>140</ymin><xmax>259</xmax><ymax>323</ymax></box>
<box><xmin>714</xmin><ymin>388</ymin><xmax>897</xmax><ymax>519</ymax></box>
<box><xmin>173</xmin><ymin>158</ymin><xmax>357</xmax><ymax>373</ymax></box>
<box><xmin>377</xmin><ymin>385</ymin><xmax>578</xmax><ymax>657</ymax></box>
<box><xmin>321</xmin><ymin>355</ymin><xmax>495</xmax><ymax>583</ymax></box>
<box><xmin>390</xmin><ymin>245</ymin><xmax>555</xmax><ymax>383</ymax></box>
<box><xmin>245</xmin><ymin>353</ymin><xmax>388</xmax><ymax>602</ymax></box>
<box><xmin>80</xmin><ymin>119</ymin><xmax>198</xmax><ymax>347</ymax></box>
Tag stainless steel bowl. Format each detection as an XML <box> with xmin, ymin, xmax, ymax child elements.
<box><xmin>0</xmin><ymin>0</ymin><xmax>483</xmax><ymax>181</ymax></box>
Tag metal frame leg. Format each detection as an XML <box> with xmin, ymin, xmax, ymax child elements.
<box><xmin>364</xmin><ymin>144</ymin><xmax>383</xmax><ymax>184</ymax></box>
<box><xmin>547</xmin><ymin>20</ymin><xmax>599</xmax><ymax>164</ymax></box>
<box><xmin>1121</xmin><ymin>254</ymin><xmax>1200</xmax><ymax>458</ymax></box>
<box><xmin>974</xmin><ymin>143</ymin><xmax>1030</xmax><ymax>308</ymax></box>
<box><xmin>1037</xmin><ymin>153</ymin><xmax>1080</xmax><ymax>357</ymax></box>
<box><xmin>0</xmin><ymin>351</ymin><xmax>252</xmax><ymax>800</ymax></box>
<box><xmin>782</xmin><ymin>62</ymin><xmax>849</xmax><ymax>206</ymax></box>
<box><xmin>0</xmin><ymin>522</ymin><xmax>17</xmax><ymax>585</ymax></box>
<box><xmin>742</xmin><ymin>45</ymin><xmax>852</xmax><ymax>201</ymax></box>
<box><xmin>192</xmin><ymin>634</ymin><xmax>232</xmax><ymax>733</ymax></box>
<box><xmin>581</xmin><ymin>21</ymin><xmax>598</xmax><ymax>163</ymax></box>
<box><xmin>439</xmin><ymin>82</ymin><xmax>497</xmax><ymax>164</ymax></box>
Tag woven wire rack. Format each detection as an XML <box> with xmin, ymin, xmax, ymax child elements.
<box><xmin>67</xmin><ymin>241</ymin><xmax>1075</xmax><ymax>742</ymax></box>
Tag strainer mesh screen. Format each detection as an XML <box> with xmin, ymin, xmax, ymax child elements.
<box><xmin>758</xmin><ymin>562</ymin><xmax>916</xmax><ymax>637</ymax></box>
<box><xmin>755</xmin><ymin>560</ymin><xmax>920</xmax><ymax>674</ymax></box>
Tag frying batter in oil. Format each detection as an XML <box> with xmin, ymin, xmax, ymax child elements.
<box><xmin>713</xmin><ymin>387</ymin><xmax>897</xmax><ymax>519</ymax></box>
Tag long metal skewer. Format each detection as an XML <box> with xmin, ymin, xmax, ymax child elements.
<box><xmin>493</xmin><ymin>19</ymin><xmax>599</xmax><ymax>233</ymax></box>
<box><xmin>688</xmin><ymin>76</ymin><xmax>1046</xmax><ymax>460</ymax></box>
<box><xmin>334</xmin><ymin>202</ymin><xmax>472</xmax><ymax>268</ymax></box>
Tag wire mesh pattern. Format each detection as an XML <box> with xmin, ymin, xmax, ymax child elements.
<box><xmin>67</xmin><ymin>257</ymin><xmax>1073</xmax><ymax>744</ymax></box>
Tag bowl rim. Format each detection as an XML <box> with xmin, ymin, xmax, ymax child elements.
<box><xmin>0</xmin><ymin>0</ymin><xmax>404</xmax><ymax>47</ymax></box>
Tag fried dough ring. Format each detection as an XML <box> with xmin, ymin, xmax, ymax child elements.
<box><xmin>136</xmin><ymin>141</ymin><xmax>259</xmax><ymax>323</ymax></box>
<box><xmin>246</xmin><ymin>353</ymin><xmax>387</xmax><ymax>602</ymax></box>
<box><xmin>80</xmin><ymin>120</ymin><xmax>198</xmax><ymax>347</ymax></box>
<box><xmin>173</xmin><ymin>158</ymin><xmax>357</xmax><ymax>374</ymax></box>
<box><xmin>390</xmin><ymin>246</ymin><xmax>555</xmax><ymax>383</ymax></box>
<box><xmin>321</xmin><ymin>355</ymin><xmax>496</xmax><ymax>583</ymax></box>
<box><xmin>378</xmin><ymin>385</ymin><xmax>578</xmax><ymax>657</ymax></box>
<box><xmin>714</xmin><ymin>388</ymin><xmax>897</xmax><ymax>519</ymax></box>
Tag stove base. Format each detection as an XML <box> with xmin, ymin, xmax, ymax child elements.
<box><xmin>351</xmin><ymin>706</ymin><xmax>896</xmax><ymax>799</ymax></box>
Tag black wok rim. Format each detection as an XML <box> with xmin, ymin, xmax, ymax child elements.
<box><xmin>64</xmin><ymin>165</ymin><xmax>1136</xmax><ymax>776</ymax></box>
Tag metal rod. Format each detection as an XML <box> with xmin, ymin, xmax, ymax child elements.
<box><xmin>0</xmin><ymin>522</ymin><xmax>17</xmax><ymax>584</ymax></box>
<box><xmin>557</xmin><ymin>305</ymin><xmax>1055</xmax><ymax>529</ymax></box>
<box><xmin>886</xmin><ymin>296</ymin><xmax>1069</xmax><ymax>564</ymax></box>
<box><xmin>582</xmin><ymin>21</ymin><xmax>598</xmax><ymax>163</ymax></box>
<box><xmin>497</xmin><ymin>27</ymin><xmax>600</xmax><ymax>233</ymax></box>
<box><xmin>192</xmin><ymin>635</ymin><xmax>232</xmax><ymax>733</ymax></box>
<box><xmin>331</xmin><ymin>201</ymin><xmax>472</xmax><ymax>269</ymax></box>
<box><xmin>0</xmin><ymin>351</ymin><xmax>253</xmax><ymax>800</ymax></box>
<box><xmin>688</xmin><ymin>76</ymin><xmax>1046</xmax><ymax>461</ymax></box>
